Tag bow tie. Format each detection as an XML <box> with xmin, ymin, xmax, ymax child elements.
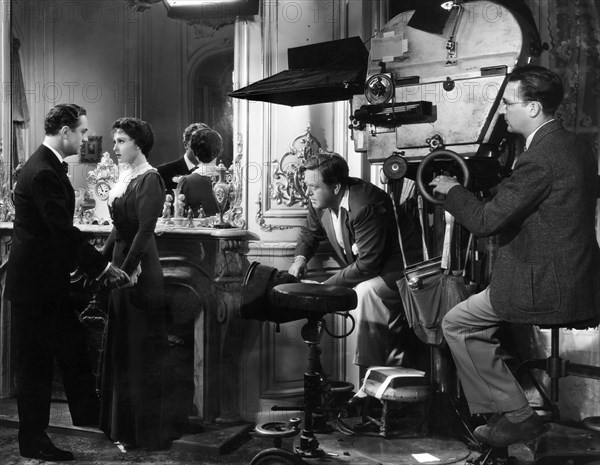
<box><xmin>62</xmin><ymin>161</ymin><xmax>69</xmax><ymax>173</ymax></box>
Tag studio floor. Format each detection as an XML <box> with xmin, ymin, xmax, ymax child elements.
<box><xmin>0</xmin><ymin>397</ymin><xmax>558</xmax><ymax>465</ymax></box>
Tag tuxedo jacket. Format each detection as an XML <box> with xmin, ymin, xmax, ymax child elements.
<box><xmin>445</xmin><ymin>120</ymin><xmax>600</xmax><ymax>325</ymax></box>
<box><xmin>295</xmin><ymin>177</ymin><xmax>418</xmax><ymax>290</ymax></box>
<box><xmin>157</xmin><ymin>157</ymin><xmax>189</xmax><ymax>192</ymax></box>
<box><xmin>6</xmin><ymin>145</ymin><xmax>108</xmax><ymax>304</ymax></box>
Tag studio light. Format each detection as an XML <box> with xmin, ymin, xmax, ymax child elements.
<box><xmin>162</xmin><ymin>0</ymin><xmax>259</xmax><ymax>21</ymax></box>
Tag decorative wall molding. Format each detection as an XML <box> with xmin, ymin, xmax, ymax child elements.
<box><xmin>255</xmin><ymin>127</ymin><xmax>325</xmax><ymax>232</ymax></box>
<box><xmin>224</xmin><ymin>134</ymin><xmax>245</xmax><ymax>228</ymax></box>
<box><xmin>269</xmin><ymin>126</ymin><xmax>322</xmax><ymax>209</ymax></box>
<box><xmin>255</xmin><ymin>192</ymin><xmax>297</xmax><ymax>233</ymax></box>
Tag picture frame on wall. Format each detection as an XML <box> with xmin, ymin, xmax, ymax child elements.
<box><xmin>80</xmin><ymin>136</ymin><xmax>102</xmax><ymax>163</ymax></box>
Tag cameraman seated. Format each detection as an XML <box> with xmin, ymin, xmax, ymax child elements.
<box><xmin>431</xmin><ymin>65</ymin><xmax>600</xmax><ymax>447</ymax></box>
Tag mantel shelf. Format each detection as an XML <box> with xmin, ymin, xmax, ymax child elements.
<box><xmin>0</xmin><ymin>222</ymin><xmax>259</xmax><ymax>241</ymax></box>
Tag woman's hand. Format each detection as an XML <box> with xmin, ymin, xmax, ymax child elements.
<box><xmin>120</xmin><ymin>264</ymin><xmax>142</xmax><ymax>288</ymax></box>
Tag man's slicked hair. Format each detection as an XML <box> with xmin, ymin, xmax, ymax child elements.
<box><xmin>302</xmin><ymin>152</ymin><xmax>349</xmax><ymax>188</ymax></box>
<box><xmin>183</xmin><ymin>123</ymin><xmax>210</xmax><ymax>145</ymax></box>
<box><xmin>44</xmin><ymin>104</ymin><xmax>86</xmax><ymax>135</ymax></box>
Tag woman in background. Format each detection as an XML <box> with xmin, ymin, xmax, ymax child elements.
<box><xmin>177</xmin><ymin>125</ymin><xmax>223</xmax><ymax>217</ymax></box>
<box><xmin>98</xmin><ymin>117</ymin><xmax>171</xmax><ymax>450</ymax></box>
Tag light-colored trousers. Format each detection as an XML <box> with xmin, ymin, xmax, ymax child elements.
<box><xmin>442</xmin><ymin>287</ymin><xmax>530</xmax><ymax>414</ymax></box>
<box><xmin>352</xmin><ymin>276</ymin><xmax>407</xmax><ymax>368</ymax></box>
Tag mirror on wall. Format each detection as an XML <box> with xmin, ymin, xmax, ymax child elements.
<box><xmin>192</xmin><ymin>52</ymin><xmax>234</xmax><ymax>168</ymax></box>
<box><xmin>2</xmin><ymin>0</ymin><xmax>240</xmax><ymax>224</ymax></box>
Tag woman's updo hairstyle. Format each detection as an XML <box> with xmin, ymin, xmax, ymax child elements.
<box><xmin>189</xmin><ymin>127</ymin><xmax>223</xmax><ymax>164</ymax></box>
<box><xmin>112</xmin><ymin>117</ymin><xmax>155</xmax><ymax>157</ymax></box>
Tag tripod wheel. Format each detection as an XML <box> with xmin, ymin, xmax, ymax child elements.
<box><xmin>250</xmin><ymin>448</ymin><xmax>305</xmax><ymax>465</ymax></box>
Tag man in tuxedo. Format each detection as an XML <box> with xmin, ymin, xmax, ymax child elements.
<box><xmin>431</xmin><ymin>65</ymin><xmax>600</xmax><ymax>447</ymax></box>
<box><xmin>5</xmin><ymin>104</ymin><xmax>129</xmax><ymax>461</ymax></box>
<box><xmin>288</xmin><ymin>153</ymin><xmax>421</xmax><ymax>380</ymax></box>
<box><xmin>157</xmin><ymin>122</ymin><xmax>210</xmax><ymax>193</ymax></box>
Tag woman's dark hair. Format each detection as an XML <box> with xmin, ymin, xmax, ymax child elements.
<box><xmin>189</xmin><ymin>127</ymin><xmax>223</xmax><ymax>163</ymax></box>
<box><xmin>112</xmin><ymin>117</ymin><xmax>155</xmax><ymax>156</ymax></box>
<box><xmin>508</xmin><ymin>65</ymin><xmax>564</xmax><ymax>115</ymax></box>
<box><xmin>44</xmin><ymin>104</ymin><xmax>86</xmax><ymax>135</ymax></box>
<box><xmin>302</xmin><ymin>152</ymin><xmax>349</xmax><ymax>187</ymax></box>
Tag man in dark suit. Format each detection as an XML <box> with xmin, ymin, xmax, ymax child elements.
<box><xmin>431</xmin><ymin>65</ymin><xmax>600</xmax><ymax>447</ymax></box>
<box><xmin>288</xmin><ymin>153</ymin><xmax>421</xmax><ymax>378</ymax></box>
<box><xmin>156</xmin><ymin>122</ymin><xmax>210</xmax><ymax>193</ymax></box>
<box><xmin>5</xmin><ymin>104</ymin><xmax>129</xmax><ymax>461</ymax></box>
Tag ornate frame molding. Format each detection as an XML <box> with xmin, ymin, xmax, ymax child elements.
<box><xmin>224</xmin><ymin>134</ymin><xmax>245</xmax><ymax>228</ymax></box>
<box><xmin>255</xmin><ymin>127</ymin><xmax>322</xmax><ymax>232</ymax></box>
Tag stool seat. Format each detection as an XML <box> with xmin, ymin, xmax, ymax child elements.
<box><xmin>537</xmin><ymin>315</ymin><xmax>600</xmax><ymax>331</ymax></box>
<box><xmin>270</xmin><ymin>283</ymin><xmax>357</xmax><ymax>314</ymax></box>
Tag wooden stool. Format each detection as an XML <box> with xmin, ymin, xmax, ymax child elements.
<box><xmin>269</xmin><ymin>283</ymin><xmax>357</xmax><ymax>458</ymax></box>
<box><xmin>360</xmin><ymin>366</ymin><xmax>430</xmax><ymax>437</ymax></box>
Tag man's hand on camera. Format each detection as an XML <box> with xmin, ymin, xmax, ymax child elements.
<box><xmin>430</xmin><ymin>175</ymin><xmax>460</xmax><ymax>196</ymax></box>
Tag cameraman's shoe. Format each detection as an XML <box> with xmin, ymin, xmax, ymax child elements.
<box><xmin>474</xmin><ymin>412</ymin><xmax>544</xmax><ymax>447</ymax></box>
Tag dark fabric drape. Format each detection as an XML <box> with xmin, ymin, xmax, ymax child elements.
<box><xmin>546</xmin><ymin>0</ymin><xmax>600</xmax><ymax>155</ymax></box>
<box><xmin>11</xmin><ymin>36</ymin><xmax>29</xmax><ymax>167</ymax></box>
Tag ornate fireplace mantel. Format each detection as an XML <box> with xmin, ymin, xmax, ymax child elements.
<box><xmin>0</xmin><ymin>222</ymin><xmax>258</xmax><ymax>424</ymax></box>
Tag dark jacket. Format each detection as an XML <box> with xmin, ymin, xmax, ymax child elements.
<box><xmin>6</xmin><ymin>145</ymin><xmax>108</xmax><ymax>304</ymax></box>
<box><xmin>295</xmin><ymin>177</ymin><xmax>419</xmax><ymax>290</ymax></box>
<box><xmin>178</xmin><ymin>173</ymin><xmax>219</xmax><ymax>217</ymax></box>
<box><xmin>445</xmin><ymin>120</ymin><xmax>600</xmax><ymax>325</ymax></box>
<box><xmin>157</xmin><ymin>157</ymin><xmax>189</xmax><ymax>192</ymax></box>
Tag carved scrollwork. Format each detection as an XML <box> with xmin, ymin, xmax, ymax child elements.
<box><xmin>223</xmin><ymin>134</ymin><xmax>245</xmax><ymax>228</ymax></box>
<box><xmin>269</xmin><ymin>127</ymin><xmax>322</xmax><ymax>208</ymax></box>
<box><xmin>256</xmin><ymin>192</ymin><xmax>297</xmax><ymax>233</ymax></box>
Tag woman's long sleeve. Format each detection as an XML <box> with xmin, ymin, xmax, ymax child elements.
<box><xmin>121</xmin><ymin>172</ymin><xmax>165</xmax><ymax>276</ymax></box>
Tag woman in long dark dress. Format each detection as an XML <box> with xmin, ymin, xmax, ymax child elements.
<box><xmin>99</xmin><ymin>117</ymin><xmax>170</xmax><ymax>450</ymax></box>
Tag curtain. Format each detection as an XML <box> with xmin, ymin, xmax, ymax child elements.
<box><xmin>529</xmin><ymin>0</ymin><xmax>600</xmax><ymax>422</ymax></box>
<box><xmin>546</xmin><ymin>0</ymin><xmax>600</xmax><ymax>155</ymax></box>
<box><xmin>11</xmin><ymin>36</ymin><xmax>29</xmax><ymax>168</ymax></box>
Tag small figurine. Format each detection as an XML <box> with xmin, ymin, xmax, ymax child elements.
<box><xmin>172</xmin><ymin>187</ymin><xmax>185</xmax><ymax>219</ymax></box>
<box><xmin>176</xmin><ymin>193</ymin><xmax>186</xmax><ymax>218</ymax></box>
<box><xmin>186</xmin><ymin>207</ymin><xmax>194</xmax><ymax>228</ymax></box>
<box><xmin>162</xmin><ymin>194</ymin><xmax>173</xmax><ymax>224</ymax></box>
<box><xmin>76</xmin><ymin>205</ymin><xmax>84</xmax><ymax>224</ymax></box>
